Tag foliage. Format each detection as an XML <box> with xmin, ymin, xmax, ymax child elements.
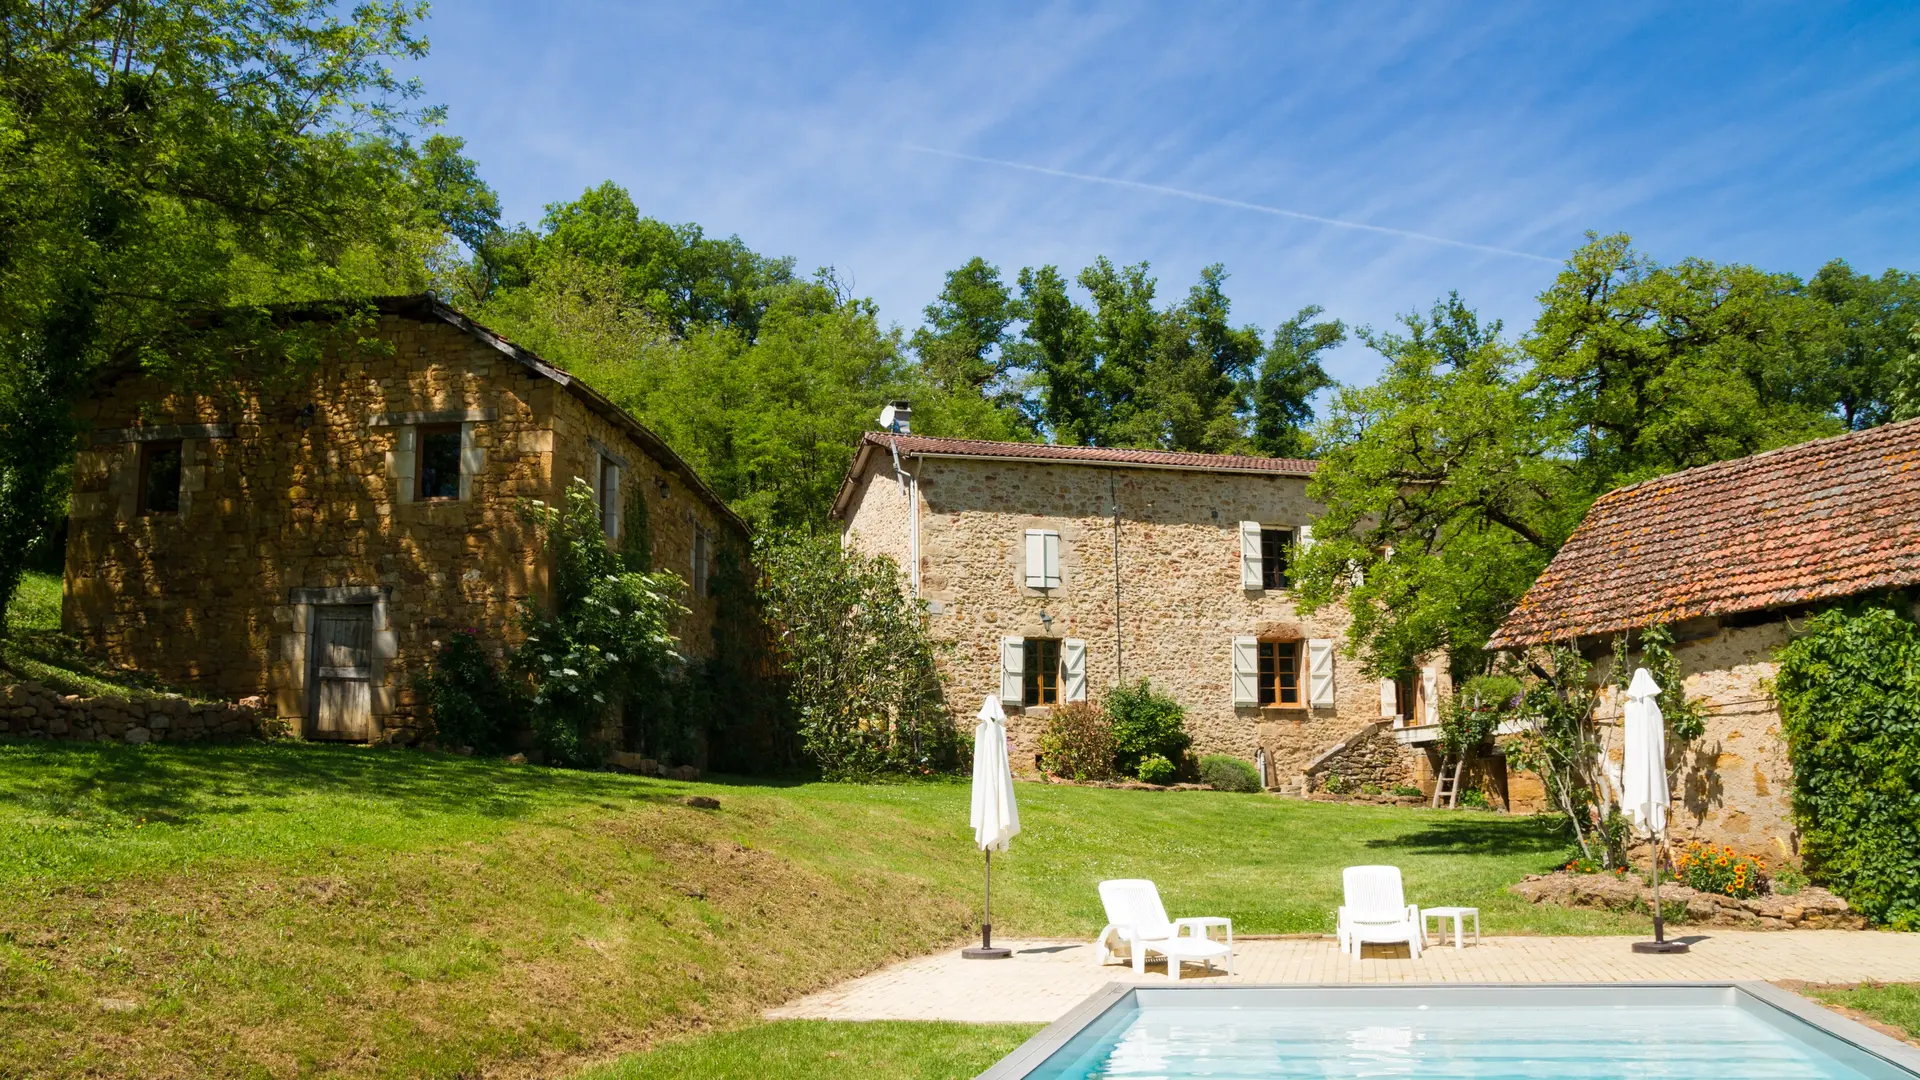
<box><xmin>1323</xmin><ymin>772</ymin><xmax>1346</xmax><ymax>795</ymax></box>
<box><xmin>754</xmin><ymin>530</ymin><xmax>959</xmax><ymax>779</ymax></box>
<box><xmin>1441</xmin><ymin>674</ymin><xmax>1523</xmax><ymax>755</ymax></box>
<box><xmin>585</xmin><ymin>1020</ymin><xmax>1045</xmax><ymax>1080</ymax></box>
<box><xmin>513</xmin><ymin>481</ymin><xmax>689</xmax><ymax>767</ymax></box>
<box><xmin>1457</xmin><ymin>787</ymin><xmax>1491</xmax><ymax>810</ymax></box>
<box><xmin>1198</xmin><ymin>754</ymin><xmax>1262</xmax><ymax>793</ymax></box>
<box><xmin>1672</xmin><ymin>842</ymin><xmax>1768</xmax><ymax>900</ymax></box>
<box><xmin>1105</xmin><ymin>678</ymin><xmax>1192</xmax><ymax>778</ymax></box>
<box><xmin>1135</xmin><ymin>753</ymin><xmax>1176</xmax><ymax>785</ymax></box>
<box><xmin>1504</xmin><ymin>646</ymin><xmax>1618</xmax><ymax>865</ymax></box>
<box><xmin>1774</xmin><ymin>603</ymin><xmax>1920</xmax><ymax>927</ymax></box>
<box><xmin>412</xmin><ymin>631</ymin><xmax>525</xmax><ymax>755</ymax></box>
<box><xmin>1612</xmin><ymin>624</ymin><xmax>1706</xmax><ymax>745</ymax></box>
<box><xmin>1251</xmin><ymin>306</ymin><xmax>1345</xmax><ymax>457</ymax></box>
<box><xmin>1359</xmin><ymin>782</ymin><xmax>1382</xmax><ymax>796</ymax></box>
<box><xmin>1391</xmin><ymin>784</ymin><xmax>1423</xmax><ymax>798</ymax></box>
<box><xmin>0</xmin><ymin>1</ymin><xmax>486</xmax><ymax>631</ymax></box>
<box><xmin>1773</xmin><ymin>864</ymin><xmax>1809</xmax><ymax>896</ymax></box>
<box><xmin>1037</xmin><ymin>701</ymin><xmax>1116</xmax><ymax>781</ymax></box>
<box><xmin>1808</xmin><ymin>260</ymin><xmax>1920</xmax><ymax>428</ymax></box>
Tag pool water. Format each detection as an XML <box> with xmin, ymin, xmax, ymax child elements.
<box><xmin>1025</xmin><ymin>995</ymin><xmax>1915</xmax><ymax>1079</ymax></box>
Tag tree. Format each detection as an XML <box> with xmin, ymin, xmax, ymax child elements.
<box><xmin>1135</xmin><ymin>264</ymin><xmax>1266</xmax><ymax>454</ymax></box>
<box><xmin>1251</xmin><ymin>306</ymin><xmax>1344</xmax><ymax>458</ymax></box>
<box><xmin>906</xmin><ymin>257</ymin><xmax>1033</xmax><ymax>443</ymax></box>
<box><xmin>1013</xmin><ymin>264</ymin><xmax>1101</xmax><ymax>446</ymax></box>
<box><xmin>1808</xmin><ymin>260</ymin><xmax>1920</xmax><ymax>429</ymax></box>
<box><xmin>0</xmin><ymin>0</ymin><xmax>455</xmax><ymax>632</ymax></box>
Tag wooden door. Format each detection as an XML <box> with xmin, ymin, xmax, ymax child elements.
<box><xmin>310</xmin><ymin>605</ymin><xmax>373</xmax><ymax>740</ymax></box>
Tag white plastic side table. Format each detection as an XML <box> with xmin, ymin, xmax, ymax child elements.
<box><xmin>1422</xmin><ymin>906</ymin><xmax>1480</xmax><ymax>949</ymax></box>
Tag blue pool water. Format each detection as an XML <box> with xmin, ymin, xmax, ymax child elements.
<box><xmin>1024</xmin><ymin>997</ymin><xmax>1914</xmax><ymax>1079</ymax></box>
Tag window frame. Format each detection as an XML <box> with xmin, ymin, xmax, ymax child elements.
<box><xmin>414</xmin><ymin>423</ymin><xmax>463</xmax><ymax>502</ymax></box>
<box><xmin>137</xmin><ymin>439</ymin><xmax>184</xmax><ymax>516</ymax></box>
<box><xmin>692</xmin><ymin>527</ymin><xmax>711</xmax><ymax>598</ymax></box>
<box><xmin>1257</xmin><ymin>639</ymin><xmax>1302</xmax><ymax>707</ymax></box>
<box><xmin>1022</xmin><ymin>637</ymin><xmax>1061</xmax><ymax>706</ymax></box>
<box><xmin>1259</xmin><ymin>527</ymin><xmax>1294</xmax><ymax>590</ymax></box>
<box><xmin>597</xmin><ymin>455</ymin><xmax>621</xmax><ymax>539</ymax></box>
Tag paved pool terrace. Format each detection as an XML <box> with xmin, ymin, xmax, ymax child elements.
<box><xmin>769</xmin><ymin>933</ymin><xmax>1920</xmax><ymax>1024</ymax></box>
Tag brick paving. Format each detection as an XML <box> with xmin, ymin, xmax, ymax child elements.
<box><xmin>769</xmin><ymin>932</ymin><xmax>1920</xmax><ymax>1023</ymax></box>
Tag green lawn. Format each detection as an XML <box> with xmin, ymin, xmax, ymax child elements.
<box><xmin>0</xmin><ymin>739</ymin><xmax>1630</xmax><ymax>1079</ymax></box>
<box><xmin>577</xmin><ymin>1021</ymin><xmax>1044</xmax><ymax>1079</ymax></box>
<box><xmin>1813</xmin><ymin>984</ymin><xmax>1920</xmax><ymax>1042</ymax></box>
<box><xmin>1</xmin><ymin>569</ymin><xmax>194</xmax><ymax>699</ymax></box>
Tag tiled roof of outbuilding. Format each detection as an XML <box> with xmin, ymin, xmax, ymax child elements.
<box><xmin>1488</xmin><ymin>417</ymin><xmax>1920</xmax><ymax>648</ymax></box>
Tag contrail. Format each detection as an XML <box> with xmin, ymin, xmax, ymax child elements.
<box><xmin>900</xmin><ymin>144</ymin><xmax>1561</xmax><ymax>265</ymax></box>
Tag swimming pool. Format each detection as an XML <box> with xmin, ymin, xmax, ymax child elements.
<box><xmin>980</xmin><ymin>984</ymin><xmax>1920</xmax><ymax>1080</ymax></box>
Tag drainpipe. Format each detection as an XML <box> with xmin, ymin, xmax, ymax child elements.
<box><xmin>1109</xmin><ymin>470</ymin><xmax>1123</xmax><ymax>683</ymax></box>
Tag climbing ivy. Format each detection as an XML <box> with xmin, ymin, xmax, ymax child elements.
<box><xmin>1774</xmin><ymin>601</ymin><xmax>1920</xmax><ymax>928</ymax></box>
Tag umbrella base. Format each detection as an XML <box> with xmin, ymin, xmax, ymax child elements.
<box><xmin>1631</xmin><ymin>940</ymin><xmax>1690</xmax><ymax>954</ymax></box>
<box><xmin>962</xmin><ymin>947</ymin><xmax>1013</xmax><ymax>959</ymax></box>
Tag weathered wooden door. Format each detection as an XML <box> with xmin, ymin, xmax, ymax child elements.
<box><xmin>309</xmin><ymin>605</ymin><xmax>373</xmax><ymax>740</ymax></box>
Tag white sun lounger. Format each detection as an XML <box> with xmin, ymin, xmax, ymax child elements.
<box><xmin>1094</xmin><ymin>878</ymin><xmax>1234</xmax><ymax>980</ymax></box>
<box><xmin>1337</xmin><ymin>864</ymin><xmax>1423</xmax><ymax>959</ymax></box>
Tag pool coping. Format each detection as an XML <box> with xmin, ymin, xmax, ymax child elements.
<box><xmin>976</xmin><ymin>981</ymin><xmax>1920</xmax><ymax>1079</ymax></box>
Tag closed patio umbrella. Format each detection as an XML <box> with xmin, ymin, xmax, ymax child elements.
<box><xmin>1624</xmin><ymin>667</ymin><xmax>1687</xmax><ymax>954</ymax></box>
<box><xmin>964</xmin><ymin>694</ymin><xmax>1019</xmax><ymax>959</ymax></box>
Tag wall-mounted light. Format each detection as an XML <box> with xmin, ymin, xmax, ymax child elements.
<box><xmin>655</xmin><ymin>477</ymin><xmax>670</xmax><ymax>498</ymax></box>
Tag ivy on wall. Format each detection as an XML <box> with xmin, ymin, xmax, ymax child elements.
<box><xmin>1774</xmin><ymin>601</ymin><xmax>1920</xmax><ymax>928</ymax></box>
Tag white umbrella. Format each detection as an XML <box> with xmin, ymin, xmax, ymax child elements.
<box><xmin>1623</xmin><ymin>667</ymin><xmax>1686</xmax><ymax>953</ymax></box>
<box><xmin>964</xmin><ymin>694</ymin><xmax>1019</xmax><ymax>958</ymax></box>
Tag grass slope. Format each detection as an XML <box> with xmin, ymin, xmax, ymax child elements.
<box><xmin>1814</xmin><ymin>984</ymin><xmax>1920</xmax><ymax>1043</ymax></box>
<box><xmin>2</xmin><ymin>570</ymin><xmax>196</xmax><ymax>699</ymax></box>
<box><xmin>0</xmin><ymin>740</ymin><xmax>1631</xmax><ymax>1079</ymax></box>
<box><xmin>578</xmin><ymin>1021</ymin><xmax>1044</xmax><ymax>1080</ymax></box>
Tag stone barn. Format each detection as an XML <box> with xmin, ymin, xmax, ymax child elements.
<box><xmin>832</xmin><ymin>418</ymin><xmax>1451</xmax><ymax>789</ymax></box>
<box><xmin>1488</xmin><ymin>417</ymin><xmax>1920</xmax><ymax>852</ymax></box>
<box><xmin>63</xmin><ymin>295</ymin><xmax>747</xmax><ymax>744</ymax></box>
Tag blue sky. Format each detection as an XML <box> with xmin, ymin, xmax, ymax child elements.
<box><xmin>409</xmin><ymin>2</ymin><xmax>1920</xmax><ymax>386</ymax></box>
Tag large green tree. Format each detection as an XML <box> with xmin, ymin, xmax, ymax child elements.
<box><xmin>1807</xmin><ymin>259</ymin><xmax>1920</xmax><ymax>429</ymax></box>
<box><xmin>0</xmin><ymin>0</ymin><xmax>464</xmax><ymax>630</ymax></box>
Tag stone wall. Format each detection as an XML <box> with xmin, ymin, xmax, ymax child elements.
<box><xmin>1301</xmin><ymin>722</ymin><xmax>1419</xmax><ymax>793</ymax></box>
<box><xmin>0</xmin><ymin>682</ymin><xmax>277</xmax><ymax>743</ymax></box>
<box><xmin>64</xmin><ymin>310</ymin><xmax>739</xmax><ymax>742</ymax></box>
<box><xmin>844</xmin><ymin>453</ymin><xmax>1435</xmax><ymax>778</ymax></box>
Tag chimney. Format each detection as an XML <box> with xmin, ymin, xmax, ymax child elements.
<box><xmin>877</xmin><ymin>399</ymin><xmax>912</xmax><ymax>434</ymax></box>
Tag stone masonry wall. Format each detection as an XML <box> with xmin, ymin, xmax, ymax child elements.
<box><xmin>848</xmin><ymin>453</ymin><xmax>1397</xmax><ymax>778</ymax></box>
<box><xmin>64</xmin><ymin>312</ymin><xmax>735</xmax><ymax>740</ymax></box>
<box><xmin>1302</xmin><ymin>722</ymin><xmax>1418</xmax><ymax>793</ymax></box>
<box><xmin>0</xmin><ymin>682</ymin><xmax>277</xmax><ymax>743</ymax></box>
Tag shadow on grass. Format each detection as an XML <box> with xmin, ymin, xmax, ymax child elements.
<box><xmin>0</xmin><ymin>738</ymin><xmax>694</xmax><ymax>827</ymax></box>
<box><xmin>1363</xmin><ymin>813</ymin><xmax>1567</xmax><ymax>856</ymax></box>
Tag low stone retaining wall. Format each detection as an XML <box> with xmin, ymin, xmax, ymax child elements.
<box><xmin>1300</xmin><ymin>721</ymin><xmax>1419</xmax><ymax>794</ymax></box>
<box><xmin>0</xmin><ymin>681</ymin><xmax>278</xmax><ymax>744</ymax></box>
<box><xmin>1511</xmin><ymin>871</ymin><xmax>1864</xmax><ymax>929</ymax></box>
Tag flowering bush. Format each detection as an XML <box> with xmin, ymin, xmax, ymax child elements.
<box><xmin>1563</xmin><ymin>854</ymin><xmax>1630</xmax><ymax>877</ymax></box>
<box><xmin>1674</xmin><ymin>842</ymin><xmax>1767</xmax><ymax>899</ymax></box>
<box><xmin>1039</xmin><ymin>702</ymin><xmax>1116</xmax><ymax>781</ymax></box>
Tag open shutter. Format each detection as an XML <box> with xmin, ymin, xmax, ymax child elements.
<box><xmin>1308</xmin><ymin>638</ymin><xmax>1335</xmax><ymax>707</ymax></box>
<box><xmin>1024</xmin><ymin>530</ymin><xmax>1060</xmax><ymax>588</ymax></box>
<box><xmin>1298</xmin><ymin>523</ymin><xmax>1315</xmax><ymax>550</ymax></box>
<box><xmin>1380</xmin><ymin>678</ymin><xmax>1400</xmax><ymax>721</ymax></box>
<box><xmin>1001</xmin><ymin>637</ymin><xmax>1025</xmax><ymax>703</ymax></box>
<box><xmin>1231</xmin><ymin>636</ymin><xmax>1259</xmax><ymax>707</ymax></box>
<box><xmin>1061</xmin><ymin>639</ymin><xmax>1087</xmax><ymax>702</ymax></box>
<box><xmin>1240</xmin><ymin>521</ymin><xmax>1262</xmax><ymax>588</ymax></box>
<box><xmin>1421</xmin><ymin>666</ymin><xmax>1440</xmax><ymax>726</ymax></box>
<box><xmin>1043</xmin><ymin>531</ymin><xmax>1061</xmax><ymax>587</ymax></box>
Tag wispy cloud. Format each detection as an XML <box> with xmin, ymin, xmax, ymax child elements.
<box><xmin>898</xmin><ymin>144</ymin><xmax>1562</xmax><ymax>265</ymax></box>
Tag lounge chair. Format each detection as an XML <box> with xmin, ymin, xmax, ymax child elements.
<box><xmin>1094</xmin><ymin>878</ymin><xmax>1233</xmax><ymax>980</ymax></box>
<box><xmin>1337</xmin><ymin>865</ymin><xmax>1423</xmax><ymax>959</ymax></box>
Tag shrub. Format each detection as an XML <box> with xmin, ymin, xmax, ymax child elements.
<box><xmin>1774</xmin><ymin>603</ymin><xmax>1920</xmax><ymax>926</ymax></box>
<box><xmin>1323</xmin><ymin>772</ymin><xmax>1345</xmax><ymax>794</ymax></box>
<box><xmin>1039</xmin><ymin>702</ymin><xmax>1115</xmax><ymax>781</ymax></box>
<box><xmin>1391</xmin><ymin>784</ymin><xmax>1423</xmax><ymax>798</ymax></box>
<box><xmin>1135</xmin><ymin>753</ymin><xmax>1176</xmax><ymax>785</ymax></box>
<box><xmin>413</xmin><ymin>631</ymin><xmax>526</xmax><ymax>755</ymax></box>
<box><xmin>1457</xmin><ymin>786</ymin><xmax>1491</xmax><ymax>810</ymax></box>
<box><xmin>1198</xmin><ymin>754</ymin><xmax>1261</xmax><ymax>792</ymax></box>
<box><xmin>1673</xmin><ymin>842</ymin><xmax>1767</xmax><ymax>900</ymax></box>
<box><xmin>1106</xmin><ymin>679</ymin><xmax>1190</xmax><ymax>778</ymax></box>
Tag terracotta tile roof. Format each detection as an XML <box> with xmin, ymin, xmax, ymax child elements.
<box><xmin>857</xmin><ymin>432</ymin><xmax>1318</xmax><ymax>475</ymax></box>
<box><xmin>1488</xmin><ymin>417</ymin><xmax>1920</xmax><ymax>648</ymax></box>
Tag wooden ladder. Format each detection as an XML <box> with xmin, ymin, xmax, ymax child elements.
<box><xmin>1430</xmin><ymin>755</ymin><xmax>1466</xmax><ymax>809</ymax></box>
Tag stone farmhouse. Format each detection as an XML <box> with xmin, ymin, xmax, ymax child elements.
<box><xmin>1489</xmin><ymin>417</ymin><xmax>1920</xmax><ymax>851</ymax></box>
<box><xmin>63</xmin><ymin>295</ymin><xmax>746</xmax><ymax>744</ymax></box>
<box><xmin>832</xmin><ymin>415</ymin><xmax>1452</xmax><ymax>788</ymax></box>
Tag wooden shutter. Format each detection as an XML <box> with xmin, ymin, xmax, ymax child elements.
<box><xmin>1061</xmin><ymin>638</ymin><xmax>1087</xmax><ymax>702</ymax></box>
<box><xmin>1001</xmin><ymin>636</ymin><xmax>1025</xmax><ymax>703</ymax></box>
<box><xmin>1298</xmin><ymin>523</ymin><xmax>1315</xmax><ymax>550</ymax></box>
<box><xmin>1240</xmin><ymin>521</ymin><xmax>1262</xmax><ymax>589</ymax></box>
<box><xmin>1231</xmin><ymin>636</ymin><xmax>1259</xmax><ymax>707</ymax></box>
<box><xmin>1024</xmin><ymin>530</ymin><xmax>1060</xmax><ymax>588</ymax></box>
<box><xmin>1380</xmin><ymin>678</ymin><xmax>1400</xmax><ymax>720</ymax></box>
<box><xmin>1308</xmin><ymin>638</ymin><xmax>1335</xmax><ymax>707</ymax></box>
<box><xmin>1421</xmin><ymin>666</ymin><xmax>1440</xmax><ymax>726</ymax></box>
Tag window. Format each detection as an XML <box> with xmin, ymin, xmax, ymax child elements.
<box><xmin>1258</xmin><ymin>640</ymin><xmax>1301</xmax><ymax>706</ymax></box>
<box><xmin>415</xmin><ymin>424</ymin><xmax>462</xmax><ymax>501</ymax></box>
<box><xmin>1022</xmin><ymin>637</ymin><xmax>1060</xmax><ymax>706</ymax></box>
<box><xmin>598</xmin><ymin>455</ymin><xmax>621</xmax><ymax>538</ymax></box>
<box><xmin>139</xmin><ymin>440</ymin><xmax>183</xmax><ymax>515</ymax></box>
<box><xmin>692</xmin><ymin>528</ymin><xmax>711</xmax><ymax>598</ymax></box>
<box><xmin>1260</xmin><ymin>528</ymin><xmax>1294</xmax><ymax>590</ymax></box>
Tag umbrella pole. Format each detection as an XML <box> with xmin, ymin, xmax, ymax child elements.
<box><xmin>963</xmin><ymin>848</ymin><xmax>1012</xmax><ymax>959</ymax></box>
<box><xmin>1633</xmin><ymin>827</ymin><xmax>1689</xmax><ymax>953</ymax></box>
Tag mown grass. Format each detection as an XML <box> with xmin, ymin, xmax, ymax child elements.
<box><xmin>1</xmin><ymin>570</ymin><xmax>196</xmax><ymax>699</ymax></box>
<box><xmin>0</xmin><ymin>739</ymin><xmax>1634</xmax><ymax>1079</ymax></box>
<box><xmin>577</xmin><ymin>1020</ymin><xmax>1044</xmax><ymax>1079</ymax></box>
<box><xmin>1814</xmin><ymin>984</ymin><xmax>1920</xmax><ymax>1042</ymax></box>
